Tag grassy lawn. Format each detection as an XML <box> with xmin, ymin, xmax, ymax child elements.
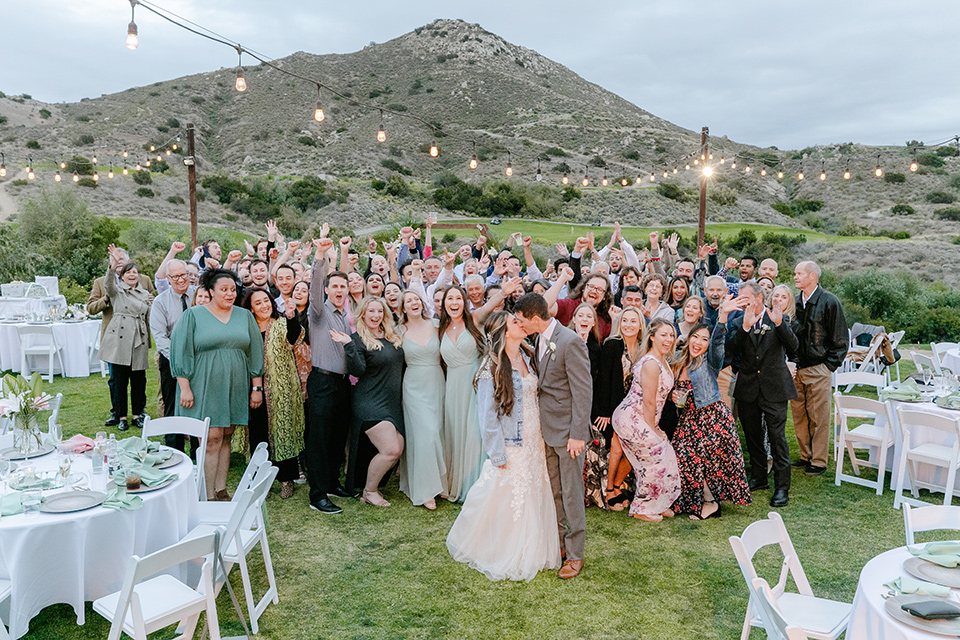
<box><xmin>13</xmin><ymin>354</ymin><xmax>934</xmax><ymax>639</ymax></box>
<box><xmin>450</xmin><ymin>218</ymin><xmax>875</xmax><ymax>246</ymax></box>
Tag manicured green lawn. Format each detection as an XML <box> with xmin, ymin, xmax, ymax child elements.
<box><xmin>451</xmin><ymin>218</ymin><xmax>876</xmax><ymax>246</ymax></box>
<box><xmin>13</xmin><ymin>355</ymin><xmax>932</xmax><ymax>639</ymax></box>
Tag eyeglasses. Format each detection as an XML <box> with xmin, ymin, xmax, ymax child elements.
<box><xmin>168</xmin><ymin>274</ymin><xmax>188</xmax><ymax>281</ymax></box>
<box><xmin>585</xmin><ymin>284</ymin><xmax>607</xmax><ymax>294</ymax></box>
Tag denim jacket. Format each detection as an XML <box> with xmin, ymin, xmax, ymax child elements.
<box><xmin>686</xmin><ymin>323</ymin><xmax>726</xmax><ymax>408</ymax></box>
<box><xmin>476</xmin><ymin>354</ymin><xmax>531</xmax><ymax>467</ymax></box>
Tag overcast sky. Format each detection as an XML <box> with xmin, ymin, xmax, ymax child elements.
<box><xmin>1</xmin><ymin>1</ymin><xmax>955</xmax><ymax>150</ymax></box>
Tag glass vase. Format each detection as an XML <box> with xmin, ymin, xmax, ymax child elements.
<box><xmin>13</xmin><ymin>414</ymin><xmax>43</xmax><ymax>456</ymax></box>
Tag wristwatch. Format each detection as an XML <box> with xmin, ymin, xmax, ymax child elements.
<box><xmin>252</xmin><ymin>385</ymin><xmax>263</xmax><ymax>392</ymax></box>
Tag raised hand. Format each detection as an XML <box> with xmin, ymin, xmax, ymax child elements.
<box><xmin>522</xmin><ymin>235</ymin><xmax>532</xmax><ymax>248</ymax></box>
<box><xmin>573</xmin><ymin>237</ymin><xmax>589</xmax><ymax>254</ymax></box>
<box><xmin>587</xmin><ymin>232</ymin><xmax>596</xmax><ymax>253</ymax></box>
<box><xmin>367</xmin><ymin>235</ymin><xmax>377</xmax><ymax>254</ymax></box>
<box><xmin>667</xmin><ymin>233</ymin><xmax>680</xmax><ymax>253</ymax></box>
<box><xmin>768</xmin><ymin>303</ymin><xmax>783</xmax><ymax>326</ymax></box>
<box><xmin>477</xmin><ymin>235</ymin><xmax>487</xmax><ymax>248</ymax></box>
<box><xmin>649</xmin><ymin>231</ymin><xmax>659</xmax><ymax>248</ymax></box>
<box><xmin>698</xmin><ymin>243</ymin><xmax>711</xmax><ymax>261</ymax></box>
<box><xmin>268</xmin><ymin>248</ymin><xmax>279</xmax><ymax>261</ymax></box>
<box><xmin>314</xmin><ymin>237</ymin><xmax>334</xmax><ymax>254</ymax></box>
<box><xmin>410</xmin><ymin>259</ymin><xmax>423</xmax><ymax>276</ymax></box>
<box><xmin>287</xmin><ymin>240</ymin><xmax>301</xmax><ymax>252</ymax></box>
<box><xmin>413</xmin><ymin>228</ymin><xmax>422</xmax><ymax>240</ymax></box>
<box><xmin>227</xmin><ymin>250</ymin><xmax>242</xmax><ymax>262</ymax></box>
<box><xmin>613</xmin><ymin>221</ymin><xmax>622</xmax><ymax>242</ymax></box>
<box><xmin>742</xmin><ymin>304</ymin><xmax>758</xmax><ymax>331</ymax></box>
<box><xmin>339</xmin><ymin>236</ymin><xmax>352</xmax><ymax>250</ymax></box>
<box><xmin>319</xmin><ymin>222</ymin><xmax>329</xmax><ymax>239</ymax></box>
<box><xmin>265</xmin><ymin>219</ymin><xmax>278</xmax><ymax>240</ymax></box>
<box><xmin>426</xmin><ymin>214</ymin><xmax>436</xmax><ymax>227</ymax></box>
<box><xmin>724</xmin><ymin>257</ymin><xmax>739</xmax><ymax>271</ymax></box>
<box><xmin>555</xmin><ymin>242</ymin><xmax>570</xmax><ymax>258</ymax></box>
<box><xmin>171</xmin><ymin>241</ymin><xmax>187</xmax><ymax>254</ymax></box>
<box><xmin>329</xmin><ymin>329</ymin><xmax>352</xmax><ymax>345</ymax></box>
<box><xmin>442</xmin><ymin>249</ymin><xmax>456</xmax><ymax>269</ymax></box>
<box><xmin>244</xmin><ymin>239</ymin><xmax>255</xmax><ymax>256</ymax></box>
<box><xmin>284</xmin><ymin>302</ymin><xmax>296</xmax><ymax>319</ymax></box>
<box><xmin>385</xmin><ymin>242</ymin><xmax>398</xmax><ymax>262</ymax></box>
<box><xmin>558</xmin><ymin>265</ymin><xmax>575</xmax><ymax>282</ymax></box>
<box><xmin>205</xmin><ymin>258</ymin><xmax>221</xmax><ymax>270</ymax></box>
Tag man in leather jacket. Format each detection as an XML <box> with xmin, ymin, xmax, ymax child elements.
<box><xmin>791</xmin><ymin>261</ymin><xmax>849</xmax><ymax>476</ymax></box>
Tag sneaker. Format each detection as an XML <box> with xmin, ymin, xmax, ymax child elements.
<box><xmin>104</xmin><ymin>414</ymin><xmax>120</xmax><ymax>427</ymax></box>
<box><xmin>805</xmin><ymin>465</ymin><xmax>827</xmax><ymax>476</ymax></box>
<box><xmin>293</xmin><ymin>473</ymin><xmax>307</xmax><ymax>485</ymax></box>
<box><xmin>310</xmin><ymin>498</ymin><xmax>342</xmax><ymax>514</ymax></box>
<box><xmin>117</xmin><ymin>418</ymin><xmax>129</xmax><ymax>432</ymax></box>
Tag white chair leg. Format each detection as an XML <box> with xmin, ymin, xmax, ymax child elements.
<box><xmin>945</xmin><ymin>465</ymin><xmax>958</xmax><ymax>507</ymax></box>
<box><xmin>236</xmin><ymin>553</ymin><xmax>259</xmax><ymax>635</ymax></box>
<box><xmin>894</xmin><ymin>436</ymin><xmax>909</xmax><ymax>509</ymax></box>
<box><xmin>739</xmin><ymin>606</ymin><xmax>752</xmax><ymax>640</ymax></box>
<box><xmin>876</xmin><ymin>439</ymin><xmax>889</xmax><ymax>496</ymax></box>
<box><xmin>260</xmin><ymin>532</ymin><xmax>279</xmax><ymax>605</ymax></box>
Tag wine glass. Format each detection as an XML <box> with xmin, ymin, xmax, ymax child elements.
<box><xmin>136</xmin><ymin>438</ymin><xmax>150</xmax><ymax>473</ymax></box>
<box><xmin>0</xmin><ymin>460</ymin><xmax>11</xmax><ymax>495</ymax></box>
<box><xmin>58</xmin><ymin>450</ymin><xmax>74</xmax><ymax>484</ymax></box>
<box><xmin>48</xmin><ymin>423</ymin><xmax>62</xmax><ymax>449</ymax></box>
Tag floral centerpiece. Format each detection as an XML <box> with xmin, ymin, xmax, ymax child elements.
<box><xmin>0</xmin><ymin>373</ymin><xmax>54</xmax><ymax>455</ymax></box>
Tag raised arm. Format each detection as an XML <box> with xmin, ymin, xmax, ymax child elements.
<box><xmin>544</xmin><ymin>265</ymin><xmax>574</xmax><ymax>317</ymax></box>
<box><xmin>155</xmin><ymin>241</ymin><xmax>187</xmax><ymax>281</ymax></box>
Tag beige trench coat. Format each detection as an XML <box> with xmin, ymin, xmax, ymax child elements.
<box><xmin>99</xmin><ymin>269</ymin><xmax>152</xmax><ymax>370</ymax></box>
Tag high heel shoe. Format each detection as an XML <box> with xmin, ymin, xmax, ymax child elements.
<box><xmin>423</xmin><ymin>498</ymin><xmax>437</xmax><ymax>511</ymax></box>
<box><xmin>689</xmin><ymin>501</ymin><xmax>721</xmax><ymax>521</ymax></box>
<box><xmin>606</xmin><ymin>489</ymin><xmax>629</xmax><ymax>511</ymax></box>
<box><xmin>361</xmin><ymin>490</ymin><xmax>391</xmax><ymax>507</ymax></box>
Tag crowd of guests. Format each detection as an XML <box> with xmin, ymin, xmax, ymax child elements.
<box><xmin>86</xmin><ymin>217</ymin><xmax>848</xmax><ymax>529</ymax></box>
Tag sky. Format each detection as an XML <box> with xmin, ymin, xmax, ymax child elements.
<box><xmin>0</xmin><ymin>0</ymin><xmax>956</xmax><ymax>150</ymax></box>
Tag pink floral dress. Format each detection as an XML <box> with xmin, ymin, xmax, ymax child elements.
<box><xmin>611</xmin><ymin>354</ymin><xmax>681</xmax><ymax>516</ymax></box>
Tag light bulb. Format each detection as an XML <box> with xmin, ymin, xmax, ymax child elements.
<box><xmin>685</xmin><ymin>164</ymin><xmax>690</xmax><ymax>170</ymax></box>
<box><xmin>910</xmin><ymin>161</ymin><xmax>918</xmax><ymax>172</ymax></box>
<box><xmin>581</xmin><ymin>176</ymin><xmax>589</xmax><ymax>187</ymax></box>
<box><xmin>875</xmin><ymin>166</ymin><xmax>883</xmax><ymax>177</ymax></box>
<box><xmin>150</xmin><ymin>145</ymin><xmax>155</xmax><ymax>152</ymax></box>
<box><xmin>429</xmin><ymin>142</ymin><xmax>439</xmax><ymax>157</ymax></box>
<box><xmin>108</xmin><ymin>168</ymin><xmax>114</xmax><ymax>178</ymax></box>
<box><xmin>760</xmin><ymin>168</ymin><xmax>767</xmax><ymax>176</ymax></box>
<box><xmin>126</xmin><ymin>21</ymin><xmax>139</xmax><ymax>50</ymax></box>
<box><xmin>377</xmin><ymin>124</ymin><xmax>386</xmax><ymax>143</ymax></box>
<box><xmin>145</xmin><ymin>160</ymin><xmax>151</xmax><ymax>167</ymax></box>
<box><xmin>235</xmin><ymin>69</ymin><xmax>246</xmax><ymax>92</ymax></box>
<box><xmin>123</xmin><ymin>167</ymin><xmax>129</xmax><ymax>176</ymax></box>
<box><xmin>662</xmin><ymin>170</ymin><xmax>668</xmax><ymax>178</ymax></box>
<box><xmin>536</xmin><ymin>168</ymin><xmax>542</xmax><ymax>182</ymax></box>
<box><xmin>92</xmin><ymin>156</ymin><xmax>98</xmax><ymax>164</ymax></box>
<box><xmin>843</xmin><ymin>170</ymin><xmax>850</xmax><ymax>180</ymax></box>
<box><xmin>777</xmin><ymin>170</ymin><xmax>784</xmax><ymax>179</ymax></box>
<box><xmin>601</xmin><ymin>175</ymin><xmax>608</xmax><ymax>186</ymax></box>
<box><xmin>720</xmin><ymin>157</ymin><xmax>725</xmax><ymax>164</ymax></box>
<box><xmin>819</xmin><ymin>171</ymin><xmax>826</xmax><ymax>181</ymax></box>
<box><xmin>54</xmin><ymin>170</ymin><xmax>61</xmax><ymax>182</ymax></box>
<box><xmin>0</xmin><ymin>164</ymin><xmax>5</xmax><ymax>177</ymax></box>
<box><xmin>798</xmin><ymin>171</ymin><xmax>804</xmax><ymax>180</ymax></box>
<box><xmin>469</xmin><ymin>155</ymin><xmax>478</xmax><ymax>170</ymax></box>
<box><xmin>135</xmin><ymin>162</ymin><xmax>141</xmax><ymax>171</ymax></box>
<box><xmin>708</xmin><ymin>154</ymin><xmax>713</xmax><ymax>160</ymax></box>
<box><xmin>636</xmin><ymin>174</ymin><xmax>643</xmax><ymax>184</ymax></box>
<box><xmin>505</xmin><ymin>163</ymin><xmax>513</xmax><ymax>177</ymax></box>
<box><xmin>694</xmin><ymin>159</ymin><xmax>699</xmax><ymax>165</ymax></box>
<box><xmin>702</xmin><ymin>166</ymin><xmax>713</xmax><ymax>177</ymax></box>
<box><xmin>93</xmin><ymin>171</ymin><xmax>99</xmax><ymax>182</ymax></box>
<box><xmin>313</xmin><ymin>102</ymin><xmax>325</xmax><ymax>122</ymax></box>
<box><xmin>171</xmin><ymin>144</ymin><xmax>177</xmax><ymax>151</ymax></box>
<box><xmin>60</xmin><ymin>161</ymin><xmax>66</xmax><ymax>169</ymax></box>
<box><xmin>672</xmin><ymin>168</ymin><xmax>678</xmax><ymax>174</ymax></box>
<box><xmin>156</xmin><ymin>154</ymin><xmax>161</xmax><ymax>162</ymax></box>
<box><xmin>621</xmin><ymin>178</ymin><xmax>628</xmax><ymax>186</ymax></box>
<box><xmin>731</xmin><ymin>161</ymin><xmax>737</xmax><ymax>169</ymax></box>
<box><xmin>122</xmin><ymin>150</ymin><xmax>128</xmax><ymax>158</ymax></box>
<box><xmin>27</xmin><ymin>167</ymin><xmax>34</xmax><ymax>180</ymax></box>
<box><xmin>700</xmin><ymin>154</ymin><xmax>705</xmax><ymax>161</ymax></box>
<box><xmin>649</xmin><ymin>173</ymin><xmax>655</xmax><ymax>182</ymax></box>
<box><xmin>562</xmin><ymin>173</ymin><xmax>569</xmax><ymax>185</ymax></box>
<box><xmin>744</xmin><ymin>165</ymin><xmax>751</xmax><ymax>173</ymax></box>
<box><xmin>72</xmin><ymin>171</ymin><xmax>80</xmax><ymax>182</ymax></box>
<box><xmin>165</xmin><ymin>149</ymin><xmax>171</xmax><ymax>156</ymax></box>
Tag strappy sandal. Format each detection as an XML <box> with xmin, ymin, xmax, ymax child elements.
<box><xmin>689</xmin><ymin>501</ymin><xmax>722</xmax><ymax>521</ymax></box>
<box><xmin>215</xmin><ymin>489</ymin><xmax>230</xmax><ymax>502</ymax></box>
<box><xmin>634</xmin><ymin>513</ymin><xmax>663</xmax><ymax>522</ymax></box>
<box><xmin>606</xmin><ymin>489</ymin><xmax>629</xmax><ymax>511</ymax></box>
<box><xmin>360</xmin><ymin>490</ymin><xmax>391</xmax><ymax>507</ymax></box>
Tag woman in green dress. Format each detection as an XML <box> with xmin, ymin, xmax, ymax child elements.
<box><xmin>171</xmin><ymin>269</ymin><xmax>264</xmax><ymax>501</ymax></box>
<box><xmin>237</xmin><ymin>287</ymin><xmax>305</xmax><ymax>500</ymax></box>
<box><xmin>398</xmin><ymin>289</ymin><xmax>446</xmax><ymax>510</ymax></box>
<box><xmin>438</xmin><ymin>285</ymin><xmax>486</xmax><ymax>503</ymax></box>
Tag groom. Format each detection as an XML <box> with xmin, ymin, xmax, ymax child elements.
<box><xmin>514</xmin><ymin>293</ymin><xmax>593</xmax><ymax>579</ymax></box>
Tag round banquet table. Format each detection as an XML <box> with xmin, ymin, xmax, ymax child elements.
<box><xmin>847</xmin><ymin>546</ymin><xmax>960</xmax><ymax>639</ymax></box>
<box><xmin>0</xmin><ymin>320</ymin><xmax>102</xmax><ymax>378</ymax></box>
<box><xmin>942</xmin><ymin>348</ymin><xmax>960</xmax><ymax>378</ymax></box>
<box><xmin>0</xmin><ymin>296</ymin><xmax>67</xmax><ymax>321</ymax></box>
<box><xmin>0</xmin><ymin>437</ymin><xmax>198</xmax><ymax>639</ymax></box>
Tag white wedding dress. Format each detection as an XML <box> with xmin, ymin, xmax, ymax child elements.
<box><xmin>446</xmin><ymin>373</ymin><xmax>561</xmax><ymax>582</ymax></box>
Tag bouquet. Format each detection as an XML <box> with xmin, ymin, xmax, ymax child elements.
<box><xmin>0</xmin><ymin>373</ymin><xmax>54</xmax><ymax>453</ymax></box>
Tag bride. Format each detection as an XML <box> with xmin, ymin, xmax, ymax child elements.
<box><xmin>446</xmin><ymin>311</ymin><xmax>561</xmax><ymax>582</ymax></box>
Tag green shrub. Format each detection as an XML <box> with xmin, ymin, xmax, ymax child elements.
<box><xmin>432</xmin><ymin>173</ymin><xmax>563</xmax><ymax>218</ymax></box>
<box><xmin>875</xmin><ymin>230</ymin><xmax>910</xmax><ymax>239</ymax></box>
<box><xmin>0</xmin><ymin>116</ymin><xmax>7</xmax><ymax>125</ymax></box>
<box><xmin>190</xmin><ymin>96</ymin><xmax>205</xmax><ymax>104</ymax></box>
<box><xmin>936</xmin><ymin>146</ymin><xmax>958</xmax><ymax>157</ymax></box>
<box><xmin>165</xmin><ymin>117</ymin><xmax>181</xmax><ymax>128</ymax></box>
<box><xmin>553</xmin><ymin>162</ymin><xmax>571</xmax><ymax>174</ymax></box>
<box><xmin>148</xmin><ymin>159</ymin><xmax>170</xmax><ymax>173</ymax></box>
<box><xmin>802</xmin><ymin>213</ymin><xmax>825</xmax><ymax>229</ymax></box>
<box><xmin>75</xmin><ymin>115</ymin><xmax>90</xmax><ymax>122</ymax></box>
<box><xmin>950</xmin><ymin>175</ymin><xmax>960</xmax><ymax>191</ymax></box>
<box><xmin>588</xmin><ymin>155</ymin><xmax>607</xmax><ymax>168</ymax></box>
<box><xmin>25</xmin><ymin>140</ymin><xmax>40</xmax><ymax>149</ymax></box>
<box><xmin>380</xmin><ymin>159</ymin><xmax>412</xmax><ymax>175</ymax></box>
<box><xmin>38</xmin><ymin>109</ymin><xmax>51</xmax><ymax>120</ymax></box>
<box><xmin>542</xmin><ymin>147</ymin><xmax>569</xmax><ymax>158</ymax></box>
<box><xmin>386</xmin><ymin>103</ymin><xmax>407</xmax><ymax>112</ymax></box>
<box><xmin>709</xmin><ymin>185</ymin><xmax>738</xmax><ymax>206</ymax></box>
<box><xmin>132</xmin><ymin>171</ymin><xmax>153</xmax><ymax>185</ymax></box>
<box><xmin>891</xmin><ymin>203</ymin><xmax>915</xmax><ymax>215</ymax></box>
<box><xmin>201</xmin><ymin>175</ymin><xmax>247</xmax><ymax>204</ymax></box>
<box><xmin>953</xmin><ymin>236</ymin><xmax>960</xmax><ymax>245</ymax></box>
<box><xmin>135</xmin><ymin>187</ymin><xmax>155</xmax><ymax>198</ymax></box>
<box><xmin>771</xmin><ymin>202</ymin><xmax>792</xmax><ymax>216</ymax></box>
<box><xmin>156</xmin><ymin>125</ymin><xmax>169</xmax><ymax>133</ymax></box>
<box><xmin>657</xmin><ymin>182</ymin><xmax>687</xmax><ymax>202</ymax></box>
<box><xmin>927</xmin><ymin>191</ymin><xmax>956</xmax><ymax>204</ymax></box>
<box><xmin>371</xmin><ymin>179</ymin><xmax>386</xmax><ymax>191</ymax></box>
<box><xmin>622</xmin><ymin>150</ymin><xmax>640</xmax><ymax>161</ymax></box>
<box><xmin>935</xmin><ymin>207</ymin><xmax>960</xmax><ymax>221</ymax></box>
<box><xmin>385</xmin><ymin>176</ymin><xmax>411</xmax><ymax>198</ymax></box>
<box><xmin>837</xmin><ymin>222</ymin><xmax>869</xmax><ymax>236</ymax></box>
<box><xmin>167</xmin><ymin>195</ymin><xmax>185</xmax><ymax>205</ymax></box>
<box><xmin>561</xmin><ymin>187</ymin><xmax>581</xmax><ymax>202</ymax></box>
<box><xmin>441</xmin><ymin>232</ymin><xmax>457</xmax><ymax>244</ymax></box>
<box><xmin>74</xmin><ymin>134</ymin><xmax>94</xmax><ymax>146</ymax></box>
<box><xmin>883</xmin><ymin>172</ymin><xmax>905</xmax><ymax>183</ymax></box>
<box><xmin>76</xmin><ymin>177</ymin><xmax>97</xmax><ymax>189</ymax></box>
<box><xmin>919</xmin><ymin>153</ymin><xmax>945</xmax><ymax>168</ymax></box>
<box><xmin>10</xmin><ymin>179</ymin><xmax>28</xmax><ymax>186</ymax></box>
<box><xmin>63</xmin><ymin>156</ymin><xmax>93</xmax><ymax>176</ymax></box>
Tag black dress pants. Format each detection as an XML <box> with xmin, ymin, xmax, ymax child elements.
<box><xmin>110</xmin><ymin>363</ymin><xmax>146</xmax><ymax>418</ymax></box>
<box><xmin>738</xmin><ymin>396</ymin><xmax>791</xmax><ymax>492</ymax></box>
<box><xmin>158</xmin><ymin>354</ymin><xmax>199</xmax><ymax>456</ymax></box>
<box><xmin>306</xmin><ymin>369</ymin><xmax>352</xmax><ymax>503</ymax></box>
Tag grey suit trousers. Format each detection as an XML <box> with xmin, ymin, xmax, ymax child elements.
<box><xmin>545</xmin><ymin>444</ymin><xmax>586</xmax><ymax>561</ymax></box>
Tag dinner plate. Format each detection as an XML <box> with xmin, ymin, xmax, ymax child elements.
<box><xmin>904</xmin><ymin>556</ymin><xmax>960</xmax><ymax>588</ymax></box>
<box><xmin>934</xmin><ymin>397</ymin><xmax>960</xmax><ymax>411</ymax></box>
<box><xmin>40</xmin><ymin>490</ymin><xmax>107</xmax><ymax>513</ymax></box>
<box><xmin>1</xmin><ymin>443</ymin><xmax>56</xmax><ymax>460</ymax></box>
<box><xmin>884</xmin><ymin>594</ymin><xmax>960</xmax><ymax>635</ymax></box>
<box><xmin>127</xmin><ymin>475</ymin><xmax>177</xmax><ymax>493</ymax></box>
<box><xmin>156</xmin><ymin>450</ymin><xmax>185</xmax><ymax>469</ymax></box>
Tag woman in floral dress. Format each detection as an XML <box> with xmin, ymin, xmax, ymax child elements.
<box><xmin>670</xmin><ymin>295</ymin><xmax>752</xmax><ymax>520</ymax></box>
<box><xmin>611</xmin><ymin>318</ymin><xmax>680</xmax><ymax>522</ymax></box>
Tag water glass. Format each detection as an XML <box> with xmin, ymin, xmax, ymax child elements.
<box><xmin>23</xmin><ymin>489</ymin><xmax>41</xmax><ymax>517</ymax></box>
<box><xmin>675</xmin><ymin>388</ymin><xmax>691</xmax><ymax>409</ymax></box>
<box><xmin>124</xmin><ymin>468</ymin><xmax>142</xmax><ymax>491</ymax></box>
<box><xmin>48</xmin><ymin>423</ymin><xmax>62</xmax><ymax>448</ymax></box>
<box><xmin>57</xmin><ymin>451</ymin><xmax>73</xmax><ymax>482</ymax></box>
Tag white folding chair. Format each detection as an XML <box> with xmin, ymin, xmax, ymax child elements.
<box><xmin>887</xmin><ymin>330</ymin><xmax>905</xmax><ymax>383</ymax></box>
<box><xmin>142</xmin><ymin>416</ymin><xmax>210</xmax><ymax>501</ymax></box>
<box><xmin>729</xmin><ymin>512</ymin><xmax>851</xmax><ymax>640</ymax></box>
<box><xmin>0</xmin><ymin>580</ymin><xmax>12</xmax><ymax>639</ymax></box>
<box><xmin>932</xmin><ymin>342</ymin><xmax>960</xmax><ymax>368</ymax></box>
<box><xmin>830</xmin><ymin>371</ymin><xmax>885</xmax><ymax>459</ymax></box>
<box><xmin>88</xmin><ymin>329</ymin><xmax>108</xmax><ymax>378</ymax></box>
<box><xmin>45</xmin><ymin>392</ymin><xmax>63</xmax><ymax>434</ymax></box>
<box><xmin>198</xmin><ymin>442</ymin><xmax>269</xmax><ymax>526</ymax></box>
<box><xmin>186</xmin><ymin>465</ymin><xmax>279</xmax><ymax>634</ymax></box>
<box><xmin>92</xmin><ymin>529</ymin><xmax>223</xmax><ymax>640</ymax></box>
<box><xmin>750</xmin><ymin>578</ymin><xmax>812</xmax><ymax>640</ymax></box>
<box><xmin>903</xmin><ymin>503</ymin><xmax>960</xmax><ymax>545</ymax></box>
<box><xmin>912</xmin><ymin>352</ymin><xmax>942</xmax><ymax>378</ymax></box>
<box><xmin>834</xmin><ymin>394</ymin><xmax>895</xmax><ymax>495</ymax></box>
<box><xmin>841</xmin><ymin>339</ymin><xmax>884</xmax><ymax>388</ymax></box>
<box><xmin>16</xmin><ymin>325</ymin><xmax>65</xmax><ymax>383</ymax></box>
<box><xmin>894</xmin><ymin>407</ymin><xmax>960</xmax><ymax>509</ymax></box>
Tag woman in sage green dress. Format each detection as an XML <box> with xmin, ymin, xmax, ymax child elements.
<box><xmin>398</xmin><ymin>289</ymin><xmax>446</xmax><ymax>510</ymax></box>
<box><xmin>438</xmin><ymin>286</ymin><xmax>485</xmax><ymax>503</ymax></box>
<box><xmin>171</xmin><ymin>269</ymin><xmax>264</xmax><ymax>501</ymax></box>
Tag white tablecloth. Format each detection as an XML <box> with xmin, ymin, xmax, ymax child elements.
<box><xmin>0</xmin><ymin>437</ymin><xmax>198</xmax><ymax>639</ymax></box>
<box><xmin>846</xmin><ymin>546</ymin><xmax>958</xmax><ymax>639</ymax></box>
<box><xmin>0</xmin><ymin>320</ymin><xmax>101</xmax><ymax>377</ymax></box>
<box><xmin>0</xmin><ymin>296</ymin><xmax>67</xmax><ymax>320</ymax></box>
<box><xmin>942</xmin><ymin>348</ymin><xmax>960</xmax><ymax>378</ymax></box>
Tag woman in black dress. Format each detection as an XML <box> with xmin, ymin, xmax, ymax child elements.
<box><xmin>331</xmin><ymin>296</ymin><xmax>405</xmax><ymax>506</ymax></box>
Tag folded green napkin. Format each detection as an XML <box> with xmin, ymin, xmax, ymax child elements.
<box><xmin>881</xmin><ymin>378</ymin><xmax>923</xmax><ymax>402</ymax></box>
<box><xmin>131</xmin><ymin>464</ymin><xmax>176</xmax><ymax>488</ymax></box>
<box><xmin>909</xmin><ymin>541</ymin><xmax>960</xmax><ymax>567</ymax></box>
<box><xmin>935</xmin><ymin>394</ymin><xmax>960</xmax><ymax>410</ymax></box>
<box><xmin>1</xmin><ymin>492</ymin><xmax>23</xmax><ymax>516</ymax></box>
<box><xmin>118</xmin><ymin>449</ymin><xmax>173</xmax><ymax>468</ymax></box>
<box><xmin>116</xmin><ymin>437</ymin><xmax>160</xmax><ymax>455</ymax></box>
<box><xmin>886</xmin><ymin>575</ymin><xmax>952</xmax><ymax>597</ymax></box>
<box><xmin>102</xmin><ymin>486</ymin><xmax>142</xmax><ymax>511</ymax></box>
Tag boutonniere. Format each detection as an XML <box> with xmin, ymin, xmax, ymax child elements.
<box><xmin>548</xmin><ymin>341</ymin><xmax>557</xmax><ymax>360</ymax></box>
<box><xmin>754</xmin><ymin>324</ymin><xmax>769</xmax><ymax>336</ymax></box>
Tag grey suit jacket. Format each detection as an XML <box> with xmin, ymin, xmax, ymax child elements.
<box><xmin>537</xmin><ymin>322</ymin><xmax>593</xmax><ymax>448</ymax></box>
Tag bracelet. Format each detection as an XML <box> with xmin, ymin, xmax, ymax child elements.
<box><xmin>251</xmin><ymin>386</ymin><xmax>263</xmax><ymax>392</ymax></box>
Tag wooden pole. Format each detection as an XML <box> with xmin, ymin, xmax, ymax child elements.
<box><xmin>186</xmin><ymin>123</ymin><xmax>198</xmax><ymax>250</ymax></box>
<box><xmin>697</xmin><ymin>126</ymin><xmax>709</xmax><ymax>248</ymax></box>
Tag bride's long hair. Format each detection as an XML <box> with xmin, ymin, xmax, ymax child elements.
<box><xmin>475</xmin><ymin>311</ymin><xmax>536</xmax><ymax>418</ymax></box>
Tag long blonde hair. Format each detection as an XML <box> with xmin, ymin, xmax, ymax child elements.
<box><xmin>355</xmin><ymin>296</ymin><xmax>402</xmax><ymax>351</ymax></box>
<box><xmin>771</xmin><ymin>284</ymin><xmax>796</xmax><ymax>320</ymax></box>
<box><xmin>640</xmin><ymin>317</ymin><xmax>676</xmax><ymax>358</ymax></box>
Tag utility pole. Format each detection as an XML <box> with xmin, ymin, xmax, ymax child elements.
<box><xmin>697</xmin><ymin>126</ymin><xmax>709</xmax><ymax>247</ymax></box>
<box><xmin>186</xmin><ymin>123</ymin><xmax>198</xmax><ymax>249</ymax></box>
